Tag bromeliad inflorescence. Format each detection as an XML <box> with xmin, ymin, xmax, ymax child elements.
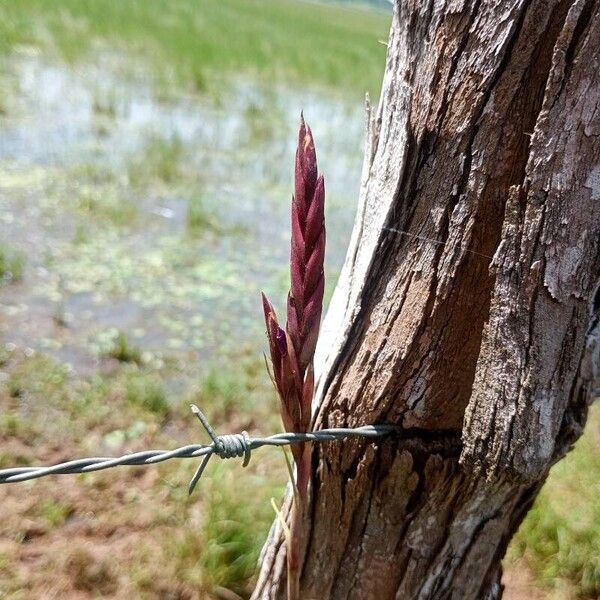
<box><xmin>262</xmin><ymin>115</ymin><xmax>325</xmax><ymax>599</ymax></box>
<box><xmin>262</xmin><ymin>115</ymin><xmax>325</xmax><ymax>445</ymax></box>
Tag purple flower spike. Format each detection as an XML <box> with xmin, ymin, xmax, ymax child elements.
<box><xmin>262</xmin><ymin>115</ymin><xmax>325</xmax><ymax>441</ymax></box>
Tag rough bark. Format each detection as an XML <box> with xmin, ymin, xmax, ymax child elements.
<box><xmin>253</xmin><ymin>0</ymin><xmax>600</xmax><ymax>598</ymax></box>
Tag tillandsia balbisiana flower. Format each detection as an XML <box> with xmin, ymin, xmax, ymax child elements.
<box><xmin>262</xmin><ymin>114</ymin><xmax>325</xmax><ymax>445</ymax></box>
<box><xmin>262</xmin><ymin>115</ymin><xmax>325</xmax><ymax>600</ymax></box>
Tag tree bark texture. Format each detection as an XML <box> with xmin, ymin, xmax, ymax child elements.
<box><xmin>253</xmin><ymin>0</ymin><xmax>600</xmax><ymax>598</ymax></box>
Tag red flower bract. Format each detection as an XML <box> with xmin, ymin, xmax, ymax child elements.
<box><xmin>261</xmin><ymin>115</ymin><xmax>325</xmax><ymax>600</ymax></box>
<box><xmin>262</xmin><ymin>115</ymin><xmax>325</xmax><ymax>438</ymax></box>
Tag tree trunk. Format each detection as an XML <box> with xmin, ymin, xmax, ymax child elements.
<box><xmin>253</xmin><ymin>0</ymin><xmax>600</xmax><ymax>597</ymax></box>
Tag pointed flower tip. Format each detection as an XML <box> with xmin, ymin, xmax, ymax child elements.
<box><xmin>298</xmin><ymin>113</ymin><xmax>314</xmax><ymax>152</ymax></box>
<box><xmin>261</xmin><ymin>291</ymin><xmax>273</xmax><ymax>315</ymax></box>
<box><xmin>300</xmin><ymin>111</ymin><xmax>311</xmax><ymax>138</ymax></box>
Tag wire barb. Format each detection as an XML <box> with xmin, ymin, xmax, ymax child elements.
<box><xmin>0</xmin><ymin>405</ymin><xmax>399</xmax><ymax>493</ymax></box>
<box><xmin>188</xmin><ymin>404</ymin><xmax>252</xmax><ymax>494</ymax></box>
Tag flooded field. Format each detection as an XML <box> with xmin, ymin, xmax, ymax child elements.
<box><xmin>0</xmin><ymin>54</ymin><xmax>365</xmax><ymax>371</ymax></box>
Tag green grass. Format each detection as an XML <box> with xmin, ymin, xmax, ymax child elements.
<box><xmin>0</xmin><ymin>348</ymin><xmax>286</xmax><ymax>597</ymax></box>
<box><xmin>509</xmin><ymin>402</ymin><xmax>600</xmax><ymax>597</ymax></box>
<box><xmin>199</xmin><ymin>366</ymin><xmax>248</xmax><ymax>411</ymax></box>
<box><xmin>123</xmin><ymin>371</ymin><xmax>169</xmax><ymax>419</ymax></box>
<box><xmin>192</xmin><ymin>353</ymin><xmax>279</xmax><ymax>427</ymax></box>
<box><xmin>76</xmin><ymin>187</ymin><xmax>138</xmax><ymax>226</ymax></box>
<box><xmin>103</xmin><ymin>331</ymin><xmax>142</xmax><ymax>364</ymax></box>
<box><xmin>0</xmin><ymin>245</ymin><xmax>25</xmax><ymax>283</ymax></box>
<box><xmin>0</xmin><ymin>0</ymin><xmax>390</xmax><ymax>94</ymax></box>
<box><xmin>0</xmin><ymin>87</ymin><xmax>8</xmax><ymax>115</ymax></box>
<box><xmin>164</xmin><ymin>462</ymin><xmax>284</xmax><ymax>596</ymax></box>
<box><xmin>4</xmin><ymin>353</ymin><xmax>69</xmax><ymax>401</ymax></box>
<box><xmin>91</xmin><ymin>91</ymin><xmax>118</xmax><ymax>118</ymax></box>
<box><xmin>38</xmin><ymin>499</ymin><xmax>73</xmax><ymax>529</ymax></box>
<box><xmin>127</xmin><ymin>134</ymin><xmax>184</xmax><ymax>189</ymax></box>
<box><xmin>55</xmin><ymin>164</ymin><xmax>140</xmax><ymax>227</ymax></box>
<box><xmin>0</xmin><ymin>413</ymin><xmax>38</xmax><ymax>440</ymax></box>
<box><xmin>198</xmin><ymin>464</ymin><xmax>283</xmax><ymax>594</ymax></box>
<box><xmin>186</xmin><ymin>195</ymin><xmax>216</xmax><ymax>235</ymax></box>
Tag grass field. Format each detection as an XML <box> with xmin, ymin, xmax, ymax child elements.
<box><xmin>0</xmin><ymin>0</ymin><xmax>390</xmax><ymax>95</ymax></box>
<box><xmin>0</xmin><ymin>347</ymin><xmax>286</xmax><ymax>598</ymax></box>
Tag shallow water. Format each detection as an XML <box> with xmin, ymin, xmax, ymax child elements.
<box><xmin>0</xmin><ymin>56</ymin><xmax>365</xmax><ymax>370</ymax></box>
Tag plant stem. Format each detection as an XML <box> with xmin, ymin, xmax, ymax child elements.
<box><xmin>287</xmin><ymin>443</ymin><xmax>311</xmax><ymax>600</ymax></box>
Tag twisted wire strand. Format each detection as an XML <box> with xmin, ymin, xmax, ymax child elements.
<box><xmin>0</xmin><ymin>403</ymin><xmax>398</xmax><ymax>493</ymax></box>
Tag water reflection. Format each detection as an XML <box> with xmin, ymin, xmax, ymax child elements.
<box><xmin>0</xmin><ymin>57</ymin><xmax>365</xmax><ymax>369</ymax></box>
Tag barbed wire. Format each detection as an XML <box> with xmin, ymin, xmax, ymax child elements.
<box><xmin>0</xmin><ymin>404</ymin><xmax>399</xmax><ymax>494</ymax></box>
